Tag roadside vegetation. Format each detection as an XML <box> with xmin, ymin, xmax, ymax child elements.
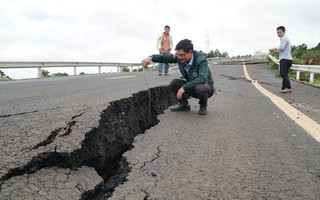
<box><xmin>202</xmin><ymin>49</ymin><xmax>229</xmax><ymax>58</ymax></box>
<box><xmin>268</xmin><ymin>42</ymin><xmax>320</xmax><ymax>84</ymax></box>
<box><xmin>0</xmin><ymin>70</ymin><xmax>12</xmax><ymax>81</ymax></box>
<box><xmin>41</xmin><ymin>69</ymin><xmax>69</xmax><ymax>78</ymax></box>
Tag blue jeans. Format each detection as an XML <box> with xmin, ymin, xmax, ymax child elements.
<box><xmin>158</xmin><ymin>52</ymin><xmax>170</xmax><ymax>74</ymax></box>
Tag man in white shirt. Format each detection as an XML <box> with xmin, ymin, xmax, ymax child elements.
<box><xmin>269</xmin><ymin>26</ymin><xmax>293</xmax><ymax>93</ymax></box>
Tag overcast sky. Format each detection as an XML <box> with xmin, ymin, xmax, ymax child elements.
<box><xmin>1</xmin><ymin>0</ymin><xmax>319</xmax><ymax>79</ymax></box>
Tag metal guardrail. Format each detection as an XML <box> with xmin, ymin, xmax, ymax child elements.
<box><xmin>0</xmin><ymin>61</ymin><xmax>142</xmax><ymax>78</ymax></box>
<box><xmin>268</xmin><ymin>54</ymin><xmax>320</xmax><ymax>84</ymax></box>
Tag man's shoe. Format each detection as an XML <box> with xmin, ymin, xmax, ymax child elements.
<box><xmin>170</xmin><ymin>103</ymin><xmax>190</xmax><ymax>112</ymax></box>
<box><xmin>281</xmin><ymin>88</ymin><xmax>293</xmax><ymax>93</ymax></box>
<box><xmin>198</xmin><ymin>105</ymin><xmax>207</xmax><ymax>115</ymax></box>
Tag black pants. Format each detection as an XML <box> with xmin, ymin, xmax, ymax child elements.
<box><xmin>170</xmin><ymin>78</ymin><xmax>214</xmax><ymax>106</ymax></box>
<box><xmin>280</xmin><ymin>59</ymin><xmax>292</xmax><ymax>90</ymax></box>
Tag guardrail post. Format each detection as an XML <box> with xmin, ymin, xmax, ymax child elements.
<box><xmin>296</xmin><ymin>71</ymin><xmax>300</xmax><ymax>80</ymax></box>
<box><xmin>310</xmin><ymin>73</ymin><xmax>314</xmax><ymax>83</ymax></box>
<box><xmin>98</xmin><ymin>66</ymin><xmax>101</xmax><ymax>74</ymax></box>
<box><xmin>38</xmin><ymin>67</ymin><xmax>42</xmax><ymax>78</ymax></box>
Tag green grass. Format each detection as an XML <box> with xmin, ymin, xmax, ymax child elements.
<box><xmin>268</xmin><ymin>60</ymin><xmax>320</xmax><ymax>83</ymax></box>
<box><xmin>313</xmin><ymin>79</ymin><xmax>320</xmax><ymax>84</ymax></box>
<box><xmin>0</xmin><ymin>77</ymin><xmax>12</xmax><ymax>81</ymax></box>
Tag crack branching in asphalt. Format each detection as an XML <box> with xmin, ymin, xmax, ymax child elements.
<box><xmin>0</xmin><ymin>86</ymin><xmax>177</xmax><ymax>200</ymax></box>
<box><xmin>0</xmin><ymin>110</ymin><xmax>39</xmax><ymax>118</ymax></box>
<box><xmin>32</xmin><ymin>112</ymin><xmax>85</xmax><ymax>149</ymax></box>
<box><xmin>33</xmin><ymin>127</ymin><xmax>63</xmax><ymax>149</ymax></box>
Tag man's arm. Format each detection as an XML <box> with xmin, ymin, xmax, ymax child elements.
<box><xmin>141</xmin><ymin>54</ymin><xmax>177</xmax><ymax>67</ymax></box>
<box><xmin>141</xmin><ymin>57</ymin><xmax>152</xmax><ymax>67</ymax></box>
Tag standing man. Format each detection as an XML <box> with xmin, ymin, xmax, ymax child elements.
<box><xmin>142</xmin><ymin>39</ymin><xmax>214</xmax><ymax>115</ymax></box>
<box><xmin>156</xmin><ymin>25</ymin><xmax>173</xmax><ymax>76</ymax></box>
<box><xmin>269</xmin><ymin>26</ymin><xmax>293</xmax><ymax>93</ymax></box>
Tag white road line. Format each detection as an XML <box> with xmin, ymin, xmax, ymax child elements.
<box><xmin>243</xmin><ymin>64</ymin><xmax>320</xmax><ymax>142</ymax></box>
<box><xmin>107</xmin><ymin>75</ymin><xmax>137</xmax><ymax>80</ymax></box>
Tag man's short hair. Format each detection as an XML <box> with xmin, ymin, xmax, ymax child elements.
<box><xmin>175</xmin><ymin>39</ymin><xmax>193</xmax><ymax>52</ymax></box>
<box><xmin>277</xmin><ymin>26</ymin><xmax>286</xmax><ymax>32</ymax></box>
<box><xmin>164</xmin><ymin>25</ymin><xmax>170</xmax><ymax>29</ymax></box>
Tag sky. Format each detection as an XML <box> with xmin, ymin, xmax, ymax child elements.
<box><xmin>0</xmin><ymin>0</ymin><xmax>319</xmax><ymax>79</ymax></box>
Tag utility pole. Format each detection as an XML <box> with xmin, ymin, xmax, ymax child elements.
<box><xmin>206</xmin><ymin>30</ymin><xmax>210</xmax><ymax>54</ymax></box>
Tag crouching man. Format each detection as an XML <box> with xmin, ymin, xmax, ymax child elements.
<box><xmin>141</xmin><ymin>39</ymin><xmax>214</xmax><ymax>115</ymax></box>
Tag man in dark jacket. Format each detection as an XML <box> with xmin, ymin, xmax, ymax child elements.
<box><xmin>141</xmin><ymin>39</ymin><xmax>214</xmax><ymax>115</ymax></box>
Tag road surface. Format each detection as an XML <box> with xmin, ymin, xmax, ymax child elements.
<box><xmin>0</xmin><ymin>60</ymin><xmax>319</xmax><ymax>199</ymax></box>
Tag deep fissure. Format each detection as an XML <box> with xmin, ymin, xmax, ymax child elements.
<box><xmin>0</xmin><ymin>85</ymin><xmax>177</xmax><ymax>199</ymax></box>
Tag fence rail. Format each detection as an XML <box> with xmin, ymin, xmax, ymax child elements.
<box><xmin>0</xmin><ymin>61</ymin><xmax>142</xmax><ymax>78</ymax></box>
<box><xmin>268</xmin><ymin>54</ymin><xmax>320</xmax><ymax>83</ymax></box>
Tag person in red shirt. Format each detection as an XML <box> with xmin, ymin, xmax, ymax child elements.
<box><xmin>156</xmin><ymin>25</ymin><xmax>173</xmax><ymax>76</ymax></box>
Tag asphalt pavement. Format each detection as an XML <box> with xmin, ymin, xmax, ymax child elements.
<box><xmin>1</xmin><ymin>61</ymin><xmax>320</xmax><ymax>199</ymax></box>
<box><xmin>110</xmin><ymin>63</ymin><xmax>320</xmax><ymax>199</ymax></box>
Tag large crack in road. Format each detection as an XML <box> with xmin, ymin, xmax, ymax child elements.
<box><xmin>0</xmin><ymin>85</ymin><xmax>177</xmax><ymax>199</ymax></box>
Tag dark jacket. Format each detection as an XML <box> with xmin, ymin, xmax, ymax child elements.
<box><xmin>151</xmin><ymin>50</ymin><xmax>214</xmax><ymax>90</ymax></box>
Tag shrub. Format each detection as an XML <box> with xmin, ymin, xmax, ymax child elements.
<box><xmin>52</xmin><ymin>72</ymin><xmax>68</xmax><ymax>77</ymax></box>
<box><xmin>41</xmin><ymin>69</ymin><xmax>50</xmax><ymax>77</ymax></box>
<box><xmin>121</xmin><ymin>67</ymin><xmax>130</xmax><ymax>72</ymax></box>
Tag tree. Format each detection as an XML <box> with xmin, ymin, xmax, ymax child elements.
<box><xmin>206</xmin><ymin>50</ymin><xmax>214</xmax><ymax>58</ymax></box>
<box><xmin>213</xmin><ymin>49</ymin><xmax>222</xmax><ymax>57</ymax></box>
<box><xmin>316</xmin><ymin>42</ymin><xmax>320</xmax><ymax>50</ymax></box>
<box><xmin>222</xmin><ymin>51</ymin><xmax>229</xmax><ymax>57</ymax></box>
<box><xmin>310</xmin><ymin>42</ymin><xmax>320</xmax><ymax>51</ymax></box>
<box><xmin>292</xmin><ymin>43</ymin><xmax>308</xmax><ymax>58</ymax></box>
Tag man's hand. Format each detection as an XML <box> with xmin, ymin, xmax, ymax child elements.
<box><xmin>141</xmin><ymin>57</ymin><xmax>152</xmax><ymax>68</ymax></box>
<box><xmin>269</xmin><ymin>48</ymin><xmax>278</xmax><ymax>53</ymax></box>
<box><xmin>177</xmin><ymin>87</ymin><xmax>185</xmax><ymax>100</ymax></box>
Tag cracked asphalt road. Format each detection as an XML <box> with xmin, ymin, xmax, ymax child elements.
<box><xmin>110</xmin><ymin>63</ymin><xmax>320</xmax><ymax>199</ymax></box>
<box><xmin>0</xmin><ymin>72</ymin><xmax>174</xmax><ymax>199</ymax></box>
<box><xmin>1</xmin><ymin>61</ymin><xmax>320</xmax><ymax>199</ymax></box>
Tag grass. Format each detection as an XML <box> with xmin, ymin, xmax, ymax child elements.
<box><xmin>0</xmin><ymin>77</ymin><xmax>12</xmax><ymax>81</ymax></box>
<box><xmin>268</xmin><ymin>59</ymin><xmax>320</xmax><ymax>84</ymax></box>
<box><xmin>314</xmin><ymin>79</ymin><xmax>320</xmax><ymax>84</ymax></box>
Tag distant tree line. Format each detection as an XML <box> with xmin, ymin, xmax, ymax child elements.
<box><xmin>200</xmin><ymin>49</ymin><xmax>229</xmax><ymax>59</ymax></box>
<box><xmin>291</xmin><ymin>42</ymin><xmax>320</xmax><ymax>64</ymax></box>
<box><xmin>41</xmin><ymin>69</ymin><xmax>69</xmax><ymax>78</ymax></box>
